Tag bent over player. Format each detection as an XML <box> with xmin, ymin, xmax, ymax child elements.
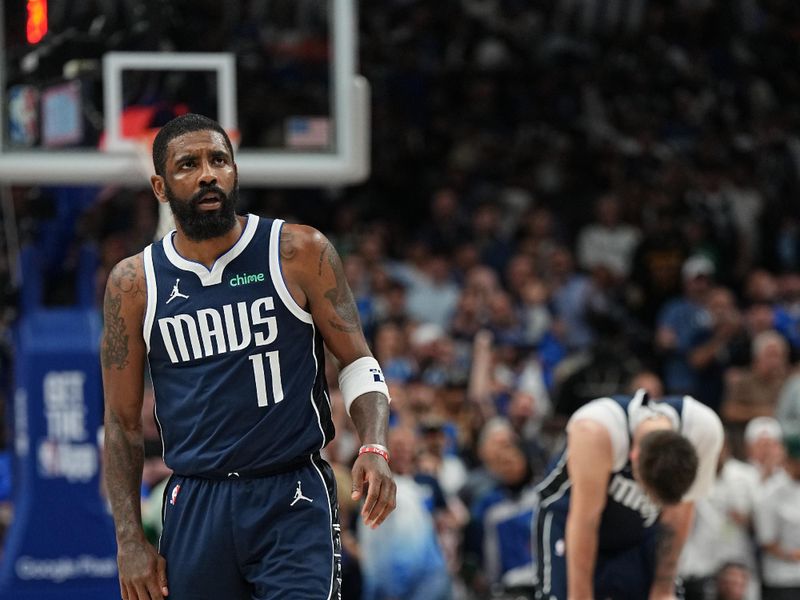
<box><xmin>101</xmin><ymin>113</ymin><xmax>396</xmax><ymax>600</ymax></box>
<box><xmin>535</xmin><ymin>389</ymin><xmax>723</xmax><ymax>600</ymax></box>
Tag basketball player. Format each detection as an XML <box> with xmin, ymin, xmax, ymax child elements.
<box><xmin>101</xmin><ymin>114</ymin><xmax>396</xmax><ymax>600</ymax></box>
<box><xmin>535</xmin><ymin>389</ymin><xmax>723</xmax><ymax>600</ymax></box>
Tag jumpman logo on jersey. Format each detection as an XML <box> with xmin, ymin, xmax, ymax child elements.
<box><xmin>166</xmin><ymin>278</ymin><xmax>190</xmax><ymax>304</ymax></box>
<box><xmin>290</xmin><ymin>481</ymin><xmax>313</xmax><ymax>506</ymax></box>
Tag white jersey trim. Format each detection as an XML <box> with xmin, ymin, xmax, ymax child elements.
<box><xmin>309</xmin><ymin>455</ymin><xmax>335</xmax><ymax>600</ymax></box>
<box><xmin>147</xmin><ymin>354</ymin><xmax>167</xmax><ymax>463</ymax></box>
<box><xmin>309</xmin><ymin>321</ymin><xmax>327</xmax><ymax>447</ymax></box>
<box><xmin>534</xmin><ymin>451</ymin><xmax>568</xmax><ymax>495</ymax></box>
<box><xmin>570</xmin><ymin>397</ymin><xmax>630</xmax><ymax>472</ymax></box>
<box><xmin>680</xmin><ymin>397</ymin><xmax>724</xmax><ymax>501</ymax></box>
<box><xmin>142</xmin><ymin>245</ymin><xmax>157</xmax><ymax>352</ymax></box>
<box><xmin>162</xmin><ymin>213</ymin><xmax>259</xmax><ymax>287</ymax></box>
<box><xmin>269</xmin><ymin>219</ymin><xmax>314</xmax><ymax>324</ymax></box>
<box><xmin>541</xmin><ymin>511</ymin><xmax>554</xmax><ymax>594</ymax></box>
<box><xmin>627</xmin><ymin>388</ymin><xmax>680</xmax><ymax>435</ymax></box>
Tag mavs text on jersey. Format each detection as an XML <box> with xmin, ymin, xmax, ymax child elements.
<box><xmin>143</xmin><ymin>214</ymin><xmax>334</xmax><ymax>478</ymax></box>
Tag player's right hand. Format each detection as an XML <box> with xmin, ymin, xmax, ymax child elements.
<box><xmin>117</xmin><ymin>538</ymin><xmax>169</xmax><ymax>599</ymax></box>
<box><xmin>351</xmin><ymin>452</ymin><xmax>396</xmax><ymax>529</ymax></box>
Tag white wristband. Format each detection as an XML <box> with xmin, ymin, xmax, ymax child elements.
<box><xmin>338</xmin><ymin>356</ymin><xmax>391</xmax><ymax>416</ymax></box>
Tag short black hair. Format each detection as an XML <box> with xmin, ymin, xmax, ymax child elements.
<box><xmin>151</xmin><ymin>113</ymin><xmax>235</xmax><ymax>177</ymax></box>
<box><xmin>638</xmin><ymin>429</ymin><xmax>698</xmax><ymax>505</ymax></box>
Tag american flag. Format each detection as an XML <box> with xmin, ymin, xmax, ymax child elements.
<box><xmin>285</xmin><ymin>116</ymin><xmax>331</xmax><ymax>149</ymax></box>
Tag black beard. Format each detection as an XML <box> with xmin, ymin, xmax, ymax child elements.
<box><xmin>166</xmin><ymin>181</ymin><xmax>238</xmax><ymax>241</ymax></box>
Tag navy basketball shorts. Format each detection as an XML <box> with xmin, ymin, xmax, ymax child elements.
<box><xmin>535</xmin><ymin>509</ymin><xmax>659</xmax><ymax>600</ymax></box>
<box><xmin>159</xmin><ymin>455</ymin><xmax>342</xmax><ymax>600</ymax></box>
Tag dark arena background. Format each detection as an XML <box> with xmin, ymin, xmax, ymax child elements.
<box><xmin>1</xmin><ymin>1</ymin><xmax>799</xmax><ymax>599</ymax></box>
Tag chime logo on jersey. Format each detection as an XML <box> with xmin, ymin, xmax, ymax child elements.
<box><xmin>157</xmin><ymin>296</ymin><xmax>279</xmax><ymax>364</ymax></box>
<box><xmin>229</xmin><ymin>272</ymin><xmax>265</xmax><ymax>287</ymax></box>
<box><xmin>170</xmin><ymin>484</ymin><xmax>181</xmax><ymax>506</ymax></box>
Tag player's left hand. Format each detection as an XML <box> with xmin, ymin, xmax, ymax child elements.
<box><xmin>351</xmin><ymin>453</ymin><xmax>396</xmax><ymax>529</ymax></box>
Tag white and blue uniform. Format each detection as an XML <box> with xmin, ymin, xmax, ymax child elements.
<box><xmin>144</xmin><ymin>214</ymin><xmax>341</xmax><ymax>599</ymax></box>
<box><xmin>535</xmin><ymin>391</ymin><xmax>723</xmax><ymax>600</ymax></box>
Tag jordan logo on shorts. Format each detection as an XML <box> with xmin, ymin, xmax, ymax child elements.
<box><xmin>290</xmin><ymin>481</ymin><xmax>313</xmax><ymax>506</ymax></box>
<box><xmin>166</xmin><ymin>278</ymin><xmax>189</xmax><ymax>304</ymax></box>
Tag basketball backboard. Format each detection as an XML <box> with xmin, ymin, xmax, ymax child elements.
<box><xmin>0</xmin><ymin>0</ymin><xmax>369</xmax><ymax>186</ymax></box>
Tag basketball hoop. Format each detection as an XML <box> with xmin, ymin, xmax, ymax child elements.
<box><xmin>132</xmin><ymin>127</ymin><xmax>241</xmax><ymax>240</ymax></box>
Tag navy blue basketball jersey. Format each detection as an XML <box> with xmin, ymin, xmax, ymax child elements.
<box><xmin>536</xmin><ymin>393</ymin><xmax>685</xmax><ymax>552</ymax></box>
<box><xmin>142</xmin><ymin>214</ymin><xmax>334</xmax><ymax>477</ymax></box>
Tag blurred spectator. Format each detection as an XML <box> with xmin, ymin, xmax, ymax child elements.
<box><xmin>470</xmin><ymin>201</ymin><xmax>514</xmax><ymax>274</ymax></box>
<box><xmin>547</xmin><ymin>245</ymin><xmax>594</xmax><ymax>352</ymax></box>
<box><xmin>372</xmin><ymin>277</ymin><xmax>409</xmax><ymax>326</ymax></box>
<box><xmin>467</xmin><ymin>327</ymin><xmax>552</xmax><ymax>452</ymax></box>
<box><xmin>576</xmin><ymin>193</ymin><xmax>641</xmax><ymax>279</ymax></box>
<box><xmin>515</xmin><ymin>207</ymin><xmax>563</xmax><ymax>277</ymax></box>
<box><xmin>685</xmin><ymin>163</ymin><xmax>743</xmax><ymax>284</ymax></box>
<box><xmin>744</xmin><ymin>270</ymin><xmax>779</xmax><ymax>307</ymax></box>
<box><xmin>461</xmin><ymin>418</ymin><xmax>538</xmax><ymax>597</ymax></box>
<box><xmin>753</xmin><ymin>436</ymin><xmax>800</xmax><ymax>600</ymax></box>
<box><xmin>417</xmin><ymin>414</ymin><xmax>469</xmax><ymax>499</ymax></box>
<box><xmin>679</xmin><ymin>438</ymin><xmax>760</xmax><ymax>600</ymax></box>
<box><xmin>656</xmin><ymin>255</ymin><xmax>716</xmax><ymax>396</ymax></box>
<box><xmin>373</xmin><ymin>321</ymin><xmax>416</xmax><ymax>384</ymax></box>
<box><xmin>486</xmin><ymin>290</ymin><xmax>521</xmax><ymax>344</ymax></box>
<box><xmin>726</xmin><ymin>159</ymin><xmax>765</xmax><ymax>277</ymax></box>
<box><xmin>359</xmin><ymin>426</ymin><xmax>452</xmax><ymax>600</ymax></box>
<box><xmin>504</xmin><ymin>253</ymin><xmax>536</xmax><ymax>303</ymax></box>
<box><xmin>743</xmin><ymin>417</ymin><xmax>787</xmax><ymax>489</ymax></box>
<box><xmin>715</xmin><ymin>562</ymin><xmax>753</xmax><ymax>600</ymax></box>
<box><xmin>744</xmin><ymin>303</ymin><xmax>779</xmax><ymax>345</ymax></box>
<box><xmin>517</xmin><ymin>275</ymin><xmax>553</xmax><ymax>347</ymax></box>
<box><xmin>404</xmin><ymin>250</ymin><xmax>461</xmax><ymax>329</ymax></box>
<box><xmin>776</xmin><ymin>371</ymin><xmax>800</xmax><ymax>439</ymax></box>
<box><xmin>722</xmin><ymin>331</ymin><xmax>790</xmax><ymax>425</ymax></box>
<box><xmin>410</xmin><ymin>323</ymin><xmax>470</xmax><ymax>393</ymax></box>
<box><xmin>773</xmin><ymin>274</ymin><xmax>800</xmax><ymax>352</ymax></box>
<box><xmin>630</xmin><ymin>204</ymin><xmax>689</xmax><ymax>325</ymax></box>
<box><xmin>420</xmin><ymin>187</ymin><xmax>470</xmax><ymax>254</ymax></box>
<box><xmin>505</xmin><ymin>390</ymin><xmax>550</xmax><ymax>476</ymax></box>
<box><xmin>450</xmin><ymin>266</ymin><xmax>501</xmax><ymax>340</ymax></box>
<box><xmin>687</xmin><ymin>286</ymin><xmax>750</xmax><ymax>411</ymax></box>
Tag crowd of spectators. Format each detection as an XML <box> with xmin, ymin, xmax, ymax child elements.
<box><xmin>4</xmin><ymin>1</ymin><xmax>800</xmax><ymax>599</ymax></box>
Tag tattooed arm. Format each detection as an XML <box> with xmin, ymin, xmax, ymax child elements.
<box><xmin>280</xmin><ymin>224</ymin><xmax>395</xmax><ymax>528</ymax></box>
<box><xmin>650</xmin><ymin>502</ymin><xmax>694</xmax><ymax>600</ymax></box>
<box><xmin>101</xmin><ymin>255</ymin><xmax>168</xmax><ymax>600</ymax></box>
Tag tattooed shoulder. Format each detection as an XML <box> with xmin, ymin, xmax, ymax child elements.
<box><xmin>102</xmin><ymin>286</ymin><xmax>129</xmax><ymax>371</ymax></box>
<box><xmin>317</xmin><ymin>240</ymin><xmax>333</xmax><ymax>276</ymax></box>
<box><xmin>101</xmin><ymin>255</ymin><xmax>143</xmax><ymax>370</ymax></box>
<box><xmin>322</xmin><ymin>242</ymin><xmax>361</xmax><ymax>333</ymax></box>
<box><xmin>280</xmin><ymin>228</ymin><xmax>297</xmax><ymax>260</ymax></box>
<box><xmin>108</xmin><ymin>255</ymin><xmax>145</xmax><ymax>298</ymax></box>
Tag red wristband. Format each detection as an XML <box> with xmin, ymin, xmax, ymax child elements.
<box><xmin>358</xmin><ymin>444</ymin><xmax>389</xmax><ymax>463</ymax></box>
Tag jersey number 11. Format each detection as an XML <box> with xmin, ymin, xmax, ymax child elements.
<box><xmin>249</xmin><ymin>351</ymin><xmax>284</xmax><ymax>406</ymax></box>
